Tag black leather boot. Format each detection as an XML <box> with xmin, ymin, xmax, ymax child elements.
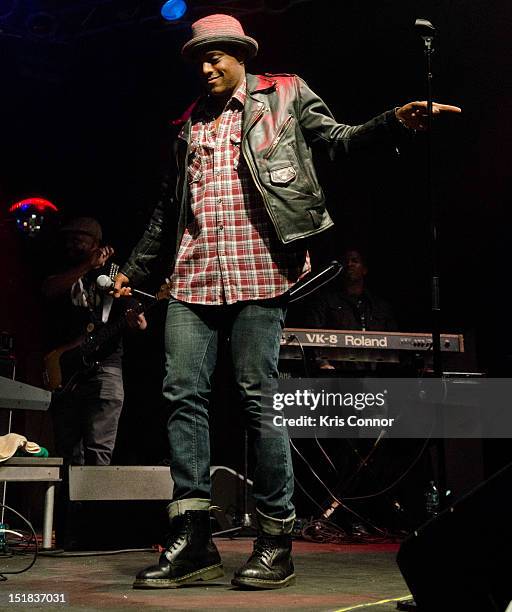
<box><xmin>133</xmin><ymin>510</ymin><xmax>224</xmax><ymax>588</ymax></box>
<box><xmin>231</xmin><ymin>532</ymin><xmax>295</xmax><ymax>589</ymax></box>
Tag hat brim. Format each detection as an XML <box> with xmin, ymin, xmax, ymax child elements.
<box><xmin>59</xmin><ymin>226</ymin><xmax>100</xmax><ymax>238</ymax></box>
<box><xmin>182</xmin><ymin>34</ymin><xmax>258</xmax><ymax>61</ymax></box>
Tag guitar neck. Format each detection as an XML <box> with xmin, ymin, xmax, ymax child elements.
<box><xmin>83</xmin><ymin>298</ymin><xmax>155</xmax><ymax>357</ymax></box>
<box><xmin>99</xmin><ymin>302</ymin><xmax>143</xmax><ymax>344</ymax></box>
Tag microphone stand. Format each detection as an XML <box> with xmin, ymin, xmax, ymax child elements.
<box><xmin>288</xmin><ymin>260</ymin><xmax>343</xmax><ymax>303</ymax></box>
<box><xmin>415</xmin><ymin>18</ymin><xmax>442</xmax><ymax>378</ymax></box>
<box><xmin>397</xmin><ymin>24</ymin><xmax>448</xmax><ymax>612</ymax></box>
<box><xmin>213</xmin><ymin>430</ymin><xmax>255</xmax><ymax>538</ymax></box>
<box><xmin>417</xmin><ymin>18</ymin><xmax>448</xmax><ymax>503</ymax></box>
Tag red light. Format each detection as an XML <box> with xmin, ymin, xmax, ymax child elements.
<box><xmin>9</xmin><ymin>197</ymin><xmax>59</xmax><ymax>213</ymax></box>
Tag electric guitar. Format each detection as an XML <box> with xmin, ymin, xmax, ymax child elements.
<box><xmin>43</xmin><ymin>282</ymin><xmax>171</xmax><ymax>394</ymax></box>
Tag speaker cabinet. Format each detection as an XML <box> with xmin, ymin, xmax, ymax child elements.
<box><xmin>397</xmin><ymin>462</ymin><xmax>512</xmax><ymax>612</ymax></box>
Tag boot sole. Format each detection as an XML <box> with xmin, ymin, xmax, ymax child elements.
<box><xmin>231</xmin><ymin>573</ymin><xmax>296</xmax><ymax>590</ymax></box>
<box><xmin>133</xmin><ymin>564</ymin><xmax>224</xmax><ymax>589</ymax></box>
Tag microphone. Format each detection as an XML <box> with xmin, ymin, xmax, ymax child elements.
<box><xmin>96</xmin><ymin>275</ymin><xmax>156</xmax><ymax>300</ymax></box>
<box><xmin>415</xmin><ymin>18</ymin><xmax>436</xmax><ymax>40</ymax></box>
<box><xmin>96</xmin><ymin>274</ymin><xmax>115</xmax><ymax>290</ymax></box>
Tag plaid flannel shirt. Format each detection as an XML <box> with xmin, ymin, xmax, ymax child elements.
<box><xmin>169</xmin><ymin>79</ymin><xmax>309</xmax><ymax>305</ymax></box>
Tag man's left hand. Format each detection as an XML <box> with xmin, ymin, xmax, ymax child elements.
<box><xmin>396</xmin><ymin>101</ymin><xmax>461</xmax><ymax>131</ymax></box>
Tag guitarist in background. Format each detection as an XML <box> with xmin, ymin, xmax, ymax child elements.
<box><xmin>42</xmin><ymin>216</ymin><xmax>147</xmax><ymax>549</ymax></box>
<box><xmin>42</xmin><ymin>217</ymin><xmax>147</xmax><ymax>468</ymax></box>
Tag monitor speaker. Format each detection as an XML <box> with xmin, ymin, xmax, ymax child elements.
<box><xmin>396</xmin><ymin>461</ymin><xmax>512</xmax><ymax>612</ymax></box>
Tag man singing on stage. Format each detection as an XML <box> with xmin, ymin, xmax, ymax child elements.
<box><xmin>114</xmin><ymin>13</ymin><xmax>460</xmax><ymax>590</ymax></box>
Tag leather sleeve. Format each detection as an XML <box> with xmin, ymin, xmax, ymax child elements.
<box><xmin>120</xmin><ymin>174</ymin><xmax>175</xmax><ymax>286</ymax></box>
<box><xmin>295</xmin><ymin>76</ymin><xmax>407</xmax><ymax>159</ymax></box>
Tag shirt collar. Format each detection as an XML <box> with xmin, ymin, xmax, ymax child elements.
<box><xmin>202</xmin><ymin>78</ymin><xmax>246</xmax><ymax>115</ymax></box>
<box><xmin>230</xmin><ymin>78</ymin><xmax>247</xmax><ymax>108</ymax></box>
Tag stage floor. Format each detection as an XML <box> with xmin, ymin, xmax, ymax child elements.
<box><xmin>3</xmin><ymin>539</ymin><xmax>410</xmax><ymax>611</ymax></box>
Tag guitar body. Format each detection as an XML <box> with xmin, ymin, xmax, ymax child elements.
<box><xmin>43</xmin><ymin>335</ymin><xmax>98</xmax><ymax>393</ymax></box>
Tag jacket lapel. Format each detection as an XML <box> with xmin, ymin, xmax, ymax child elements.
<box><xmin>243</xmin><ymin>73</ymin><xmax>276</xmax><ymax>137</ymax></box>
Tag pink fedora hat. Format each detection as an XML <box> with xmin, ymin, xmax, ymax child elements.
<box><xmin>181</xmin><ymin>14</ymin><xmax>258</xmax><ymax>61</ymax></box>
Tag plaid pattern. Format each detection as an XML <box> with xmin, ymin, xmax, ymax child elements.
<box><xmin>169</xmin><ymin>79</ymin><xmax>309</xmax><ymax>305</ymax></box>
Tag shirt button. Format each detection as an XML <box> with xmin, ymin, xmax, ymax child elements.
<box><xmin>218</xmin><ymin>198</ymin><xmax>222</xmax><ymax>203</ymax></box>
<box><xmin>218</xmin><ymin>224</ymin><xmax>224</xmax><ymax>230</ymax></box>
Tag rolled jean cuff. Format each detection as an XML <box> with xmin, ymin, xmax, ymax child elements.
<box><xmin>256</xmin><ymin>508</ymin><xmax>295</xmax><ymax>535</ymax></box>
<box><xmin>168</xmin><ymin>498</ymin><xmax>211</xmax><ymax>519</ymax></box>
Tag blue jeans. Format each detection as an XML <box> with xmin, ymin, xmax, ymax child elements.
<box><xmin>163</xmin><ymin>298</ymin><xmax>294</xmax><ymax>524</ymax></box>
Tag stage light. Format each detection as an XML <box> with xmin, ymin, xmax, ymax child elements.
<box><xmin>9</xmin><ymin>198</ymin><xmax>59</xmax><ymax>237</ymax></box>
<box><xmin>161</xmin><ymin>0</ymin><xmax>187</xmax><ymax>21</ymax></box>
<box><xmin>9</xmin><ymin>198</ymin><xmax>58</xmax><ymax>214</ymax></box>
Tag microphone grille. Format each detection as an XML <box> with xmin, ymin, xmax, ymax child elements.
<box><xmin>96</xmin><ymin>274</ymin><xmax>113</xmax><ymax>289</ymax></box>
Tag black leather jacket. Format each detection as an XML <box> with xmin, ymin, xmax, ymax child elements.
<box><xmin>122</xmin><ymin>73</ymin><xmax>403</xmax><ymax>285</ymax></box>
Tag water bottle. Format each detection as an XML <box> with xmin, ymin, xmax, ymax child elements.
<box><xmin>425</xmin><ymin>480</ymin><xmax>440</xmax><ymax>517</ymax></box>
<box><xmin>0</xmin><ymin>523</ymin><xmax>7</xmax><ymax>553</ymax></box>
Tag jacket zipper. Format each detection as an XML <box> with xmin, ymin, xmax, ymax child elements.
<box><xmin>241</xmin><ymin>107</ymin><xmax>284</xmax><ymax>242</ymax></box>
<box><xmin>245</xmin><ymin>106</ymin><xmax>265</xmax><ymax>135</ymax></box>
<box><xmin>263</xmin><ymin>115</ymin><xmax>294</xmax><ymax>160</ymax></box>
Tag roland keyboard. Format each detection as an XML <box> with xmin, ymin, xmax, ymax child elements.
<box><xmin>280</xmin><ymin>328</ymin><xmax>464</xmax><ymax>363</ymax></box>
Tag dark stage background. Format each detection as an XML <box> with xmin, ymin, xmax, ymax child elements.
<box><xmin>1</xmin><ymin>0</ymin><xmax>511</xmax><ymax>529</ymax></box>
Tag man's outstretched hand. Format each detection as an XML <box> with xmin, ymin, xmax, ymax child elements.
<box><xmin>396</xmin><ymin>101</ymin><xmax>461</xmax><ymax>131</ymax></box>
